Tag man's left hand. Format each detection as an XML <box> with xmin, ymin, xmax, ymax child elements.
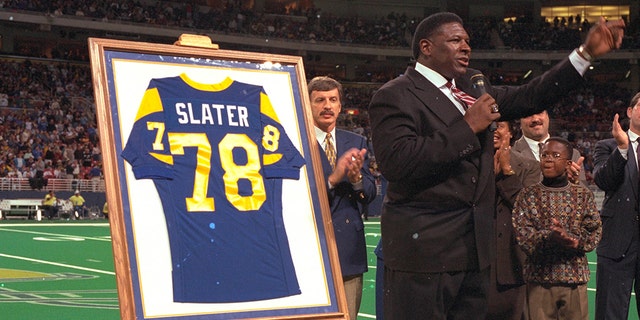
<box><xmin>583</xmin><ymin>16</ymin><xmax>625</xmax><ymax>58</ymax></box>
<box><xmin>328</xmin><ymin>148</ymin><xmax>367</xmax><ymax>185</ymax></box>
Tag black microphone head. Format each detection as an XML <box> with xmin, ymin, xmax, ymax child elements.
<box><xmin>470</xmin><ymin>73</ymin><xmax>486</xmax><ymax>93</ymax></box>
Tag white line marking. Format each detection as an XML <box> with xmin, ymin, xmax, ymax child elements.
<box><xmin>0</xmin><ymin>253</ymin><xmax>115</xmax><ymax>276</ymax></box>
<box><xmin>0</xmin><ymin>228</ymin><xmax>111</xmax><ymax>242</ymax></box>
<box><xmin>0</xmin><ymin>223</ymin><xmax>109</xmax><ymax>227</ymax></box>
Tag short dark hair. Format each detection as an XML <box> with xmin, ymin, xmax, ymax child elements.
<box><xmin>630</xmin><ymin>91</ymin><xmax>640</xmax><ymax>108</ymax></box>
<box><xmin>546</xmin><ymin>137</ymin><xmax>573</xmax><ymax>158</ymax></box>
<box><xmin>412</xmin><ymin>12</ymin><xmax>463</xmax><ymax>59</ymax></box>
<box><xmin>307</xmin><ymin>76</ymin><xmax>343</xmax><ymax>101</ymax></box>
<box><xmin>619</xmin><ymin>116</ymin><xmax>630</xmax><ymax>131</ymax></box>
<box><xmin>506</xmin><ymin>120</ymin><xmax>521</xmax><ymax>145</ymax></box>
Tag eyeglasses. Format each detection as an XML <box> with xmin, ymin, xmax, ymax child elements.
<box><xmin>540</xmin><ymin>152</ymin><xmax>568</xmax><ymax>161</ymax></box>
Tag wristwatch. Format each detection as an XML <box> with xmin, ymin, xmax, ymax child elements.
<box><xmin>578</xmin><ymin>45</ymin><xmax>594</xmax><ymax>62</ymax></box>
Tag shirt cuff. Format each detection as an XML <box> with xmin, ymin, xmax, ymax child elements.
<box><xmin>569</xmin><ymin>49</ymin><xmax>590</xmax><ymax>77</ymax></box>
<box><xmin>351</xmin><ymin>179</ymin><xmax>363</xmax><ymax>190</ymax></box>
<box><xmin>619</xmin><ymin>147</ymin><xmax>628</xmax><ymax>160</ymax></box>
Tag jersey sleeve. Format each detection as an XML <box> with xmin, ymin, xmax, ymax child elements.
<box><xmin>121</xmin><ymin>83</ymin><xmax>174</xmax><ymax>180</ymax></box>
<box><xmin>259</xmin><ymin>90</ymin><xmax>305</xmax><ymax>179</ymax></box>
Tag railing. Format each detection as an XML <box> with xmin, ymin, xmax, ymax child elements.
<box><xmin>0</xmin><ymin>178</ymin><xmax>105</xmax><ymax>192</ymax></box>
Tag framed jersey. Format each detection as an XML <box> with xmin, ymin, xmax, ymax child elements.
<box><xmin>88</xmin><ymin>35</ymin><xmax>347</xmax><ymax>320</ymax></box>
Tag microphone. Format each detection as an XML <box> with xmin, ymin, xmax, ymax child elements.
<box><xmin>470</xmin><ymin>73</ymin><xmax>497</xmax><ymax>132</ymax></box>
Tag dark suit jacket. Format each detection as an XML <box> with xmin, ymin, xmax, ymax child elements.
<box><xmin>592</xmin><ymin>138</ymin><xmax>640</xmax><ymax>260</ymax></box>
<box><xmin>494</xmin><ymin>151</ymin><xmax>540</xmax><ymax>286</ymax></box>
<box><xmin>319</xmin><ymin>129</ymin><xmax>377</xmax><ymax>277</ymax></box>
<box><xmin>368</xmin><ymin>58</ymin><xmax>584</xmax><ymax>273</ymax></box>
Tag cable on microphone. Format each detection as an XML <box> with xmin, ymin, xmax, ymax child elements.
<box><xmin>470</xmin><ymin>73</ymin><xmax>498</xmax><ymax>132</ymax></box>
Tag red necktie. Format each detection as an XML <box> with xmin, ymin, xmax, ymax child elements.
<box><xmin>446</xmin><ymin>81</ymin><xmax>476</xmax><ymax>110</ymax></box>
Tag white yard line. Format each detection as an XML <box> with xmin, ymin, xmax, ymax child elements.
<box><xmin>0</xmin><ymin>253</ymin><xmax>115</xmax><ymax>276</ymax></box>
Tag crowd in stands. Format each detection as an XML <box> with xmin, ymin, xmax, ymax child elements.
<box><xmin>2</xmin><ymin>0</ymin><xmax>640</xmax><ymax>56</ymax></box>
<box><xmin>0</xmin><ymin>1</ymin><xmax>637</xmax><ymax>186</ymax></box>
<box><xmin>0</xmin><ymin>58</ymin><xmax>102</xmax><ymax>188</ymax></box>
<box><xmin>1</xmin><ymin>54</ymin><xmax>628</xmax><ymax>186</ymax></box>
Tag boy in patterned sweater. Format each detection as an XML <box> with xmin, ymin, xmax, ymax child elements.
<box><xmin>513</xmin><ymin>137</ymin><xmax>601</xmax><ymax>320</ymax></box>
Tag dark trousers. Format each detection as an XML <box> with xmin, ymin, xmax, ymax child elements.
<box><xmin>384</xmin><ymin>266</ymin><xmax>489</xmax><ymax>320</ymax></box>
<box><xmin>595</xmin><ymin>246</ymin><xmax>640</xmax><ymax>320</ymax></box>
<box><xmin>42</xmin><ymin>205</ymin><xmax>57</xmax><ymax>219</ymax></box>
<box><xmin>73</xmin><ymin>206</ymin><xmax>86</xmax><ymax>218</ymax></box>
<box><xmin>375</xmin><ymin>254</ymin><xmax>384</xmax><ymax>320</ymax></box>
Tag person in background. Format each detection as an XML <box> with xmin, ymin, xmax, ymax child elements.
<box><xmin>42</xmin><ymin>190</ymin><xmax>58</xmax><ymax>220</ymax></box>
<box><xmin>513</xmin><ymin>110</ymin><xmax>587</xmax><ymax>185</ymax></box>
<box><xmin>308</xmin><ymin>76</ymin><xmax>376</xmax><ymax>320</ymax></box>
<box><xmin>102</xmin><ymin>201</ymin><xmax>109</xmax><ymax>219</ymax></box>
<box><xmin>89</xmin><ymin>161</ymin><xmax>102</xmax><ymax>192</ymax></box>
<box><xmin>367</xmin><ymin>11</ymin><xmax>623</xmax><ymax>319</ymax></box>
<box><xmin>513</xmin><ymin>137</ymin><xmax>601</xmax><ymax>320</ymax></box>
<box><xmin>592</xmin><ymin>93</ymin><xmax>640</xmax><ymax>320</ymax></box>
<box><xmin>487</xmin><ymin>120</ymin><xmax>540</xmax><ymax>319</ymax></box>
<box><xmin>68</xmin><ymin>189</ymin><xmax>86</xmax><ymax>219</ymax></box>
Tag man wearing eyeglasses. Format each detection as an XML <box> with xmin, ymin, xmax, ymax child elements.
<box><xmin>513</xmin><ymin>110</ymin><xmax>587</xmax><ymax>185</ymax></box>
<box><xmin>592</xmin><ymin>93</ymin><xmax>640</xmax><ymax>320</ymax></box>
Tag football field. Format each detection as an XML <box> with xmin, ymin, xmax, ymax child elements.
<box><xmin>359</xmin><ymin>219</ymin><xmax>638</xmax><ymax>320</ymax></box>
<box><xmin>0</xmin><ymin>221</ymin><xmax>119</xmax><ymax>320</ymax></box>
<box><xmin>0</xmin><ymin>219</ymin><xmax>635</xmax><ymax>320</ymax></box>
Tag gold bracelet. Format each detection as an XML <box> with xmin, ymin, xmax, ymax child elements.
<box><xmin>504</xmin><ymin>169</ymin><xmax>516</xmax><ymax>176</ymax></box>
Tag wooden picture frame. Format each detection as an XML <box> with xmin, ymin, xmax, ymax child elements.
<box><xmin>88</xmin><ymin>36</ymin><xmax>347</xmax><ymax>320</ymax></box>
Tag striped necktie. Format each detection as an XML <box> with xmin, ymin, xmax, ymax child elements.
<box><xmin>446</xmin><ymin>81</ymin><xmax>476</xmax><ymax>110</ymax></box>
<box><xmin>538</xmin><ymin>142</ymin><xmax>544</xmax><ymax>161</ymax></box>
<box><xmin>636</xmin><ymin>139</ymin><xmax>640</xmax><ymax>173</ymax></box>
<box><xmin>324</xmin><ymin>132</ymin><xmax>336</xmax><ymax>170</ymax></box>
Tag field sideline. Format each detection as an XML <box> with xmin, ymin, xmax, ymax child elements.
<box><xmin>0</xmin><ymin>219</ymin><xmax>635</xmax><ymax>320</ymax></box>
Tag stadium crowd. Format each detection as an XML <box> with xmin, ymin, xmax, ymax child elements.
<box><xmin>0</xmin><ymin>55</ymin><xmax>631</xmax><ymax>186</ymax></box>
<box><xmin>2</xmin><ymin>0</ymin><xmax>640</xmax><ymax>55</ymax></box>
<box><xmin>0</xmin><ymin>58</ymin><xmax>102</xmax><ymax>186</ymax></box>
<box><xmin>0</xmin><ymin>1</ymin><xmax>636</xmax><ymax>186</ymax></box>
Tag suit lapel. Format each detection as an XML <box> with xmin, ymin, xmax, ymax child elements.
<box><xmin>406</xmin><ymin>68</ymin><xmax>495</xmax><ymax>200</ymax></box>
<box><xmin>335</xmin><ymin>129</ymin><xmax>351</xmax><ymax>156</ymax></box>
<box><xmin>513</xmin><ymin>138</ymin><xmax>536</xmax><ymax>161</ymax></box>
<box><xmin>405</xmin><ymin>69</ymin><xmax>464</xmax><ymax>127</ymax></box>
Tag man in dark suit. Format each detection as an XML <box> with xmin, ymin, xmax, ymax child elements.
<box><xmin>368</xmin><ymin>12</ymin><xmax>624</xmax><ymax>319</ymax></box>
<box><xmin>512</xmin><ymin>110</ymin><xmax>587</xmax><ymax>185</ymax></box>
<box><xmin>592</xmin><ymin>93</ymin><xmax>640</xmax><ymax>320</ymax></box>
<box><xmin>308</xmin><ymin>76</ymin><xmax>376</xmax><ymax>320</ymax></box>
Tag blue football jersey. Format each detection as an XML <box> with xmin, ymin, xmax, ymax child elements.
<box><xmin>122</xmin><ymin>74</ymin><xmax>305</xmax><ymax>303</ymax></box>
